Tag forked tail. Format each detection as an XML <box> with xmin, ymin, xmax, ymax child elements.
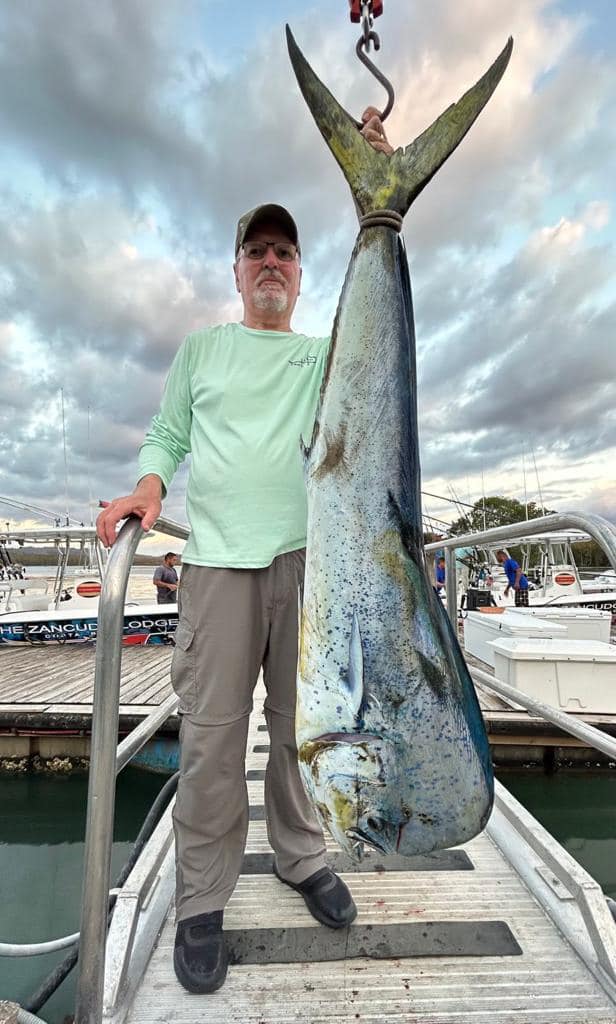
<box><xmin>286</xmin><ymin>26</ymin><xmax>512</xmax><ymax>222</ymax></box>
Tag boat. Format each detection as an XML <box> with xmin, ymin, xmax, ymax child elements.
<box><xmin>464</xmin><ymin>530</ymin><xmax>616</xmax><ymax>617</ymax></box>
<box><xmin>0</xmin><ymin>526</ymin><xmax>178</xmax><ymax>647</ymax></box>
<box><xmin>582</xmin><ymin>569</ymin><xmax>616</xmax><ymax>594</ymax></box>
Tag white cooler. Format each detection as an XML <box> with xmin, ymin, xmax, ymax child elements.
<box><xmin>463</xmin><ymin>610</ymin><xmax>567</xmax><ymax>668</ymax></box>
<box><xmin>490</xmin><ymin>637</ymin><xmax>616</xmax><ymax>713</ymax></box>
<box><xmin>504</xmin><ymin>606</ymin><xmax>611</xmax><ymax>643</ymax></box>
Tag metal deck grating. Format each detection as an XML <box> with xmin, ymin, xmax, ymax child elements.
<box><xmin>121</xmin><ymin>688</ymin><xmax>616</xmax><ymax>1024</ymax></box>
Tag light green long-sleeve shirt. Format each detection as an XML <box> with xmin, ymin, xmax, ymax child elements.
<box><xmin>138</xmin><ymin>323</ymin><xmax>330</xmax><ymax>568</ymax></box>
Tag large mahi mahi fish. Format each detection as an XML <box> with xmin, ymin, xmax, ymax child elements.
<box><xmin>288</xmin><ymin>27</ymin><xmax>512</xmax><ymax>860</ymax></box>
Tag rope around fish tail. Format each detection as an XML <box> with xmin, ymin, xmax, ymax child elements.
<box><xmin>359</xmin><ymin>210</ymin><xmax>403</xmax><ymax>231</ymax></box>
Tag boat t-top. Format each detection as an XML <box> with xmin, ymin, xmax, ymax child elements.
<box><xmin>467</xmin><ymin>530</ymin><xmax>616</xmax><ymax>617</ymax></box>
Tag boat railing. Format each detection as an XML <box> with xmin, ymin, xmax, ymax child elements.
<box><xmin>72</xmin><ymin>514</ymin><xmax>189</xmax><ymax>1024</ymax></box>
<box><xmin>425</xmin><ymin>509</ymin><xmax>616</xmax><ymax>623</ymax></box>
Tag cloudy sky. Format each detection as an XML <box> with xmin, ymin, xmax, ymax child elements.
<box><xmin>0</xmin><ymin>0</ymin><xmax>614</xmax><ymax>552</ymax></box>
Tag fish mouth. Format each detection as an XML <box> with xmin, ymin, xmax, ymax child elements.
<box><xmin>345</xmin><ymin>817</ymin><xmax>407</xmax><ymax>857</ymax></box>
<box><xmin>346</xmin><ymin>827</ymin><xmax>389</xmax><ymax>855</ymax></box>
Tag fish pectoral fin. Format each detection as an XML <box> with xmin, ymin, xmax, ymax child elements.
<box><xmin>347</xmin><ymin>609</ymin><xmax>380</xmax><ymax>725</ymax></box>
<box><xmin>287</xmin><ymin>24</ymin><xmax>512</xmax><ymax>220</ymax></box>
<box><xmin>346</xmin><ymin>606</ymin><xmax>365</xmax><ymax>716</ymax></box>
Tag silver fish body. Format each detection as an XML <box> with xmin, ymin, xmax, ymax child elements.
<box><xmin>298</xmin><ymin>226</ymin><xmax>492</xmax><ymax>858</ymax></box>
<box><xmin>288</xmin><ymin>27</ymin><xmax>513</xmax><ymax>860</ymax></box>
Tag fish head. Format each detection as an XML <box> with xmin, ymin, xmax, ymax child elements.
<box><xmin>298</xmin><ymin>732</ymin><xmax>410</xmax><ymax>859</ymax></box>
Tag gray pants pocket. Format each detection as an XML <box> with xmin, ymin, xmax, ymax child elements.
<box><xmin>171</xmin><ymin>621</ymin><xmax>197</xmax><ymax>713</ymax></box>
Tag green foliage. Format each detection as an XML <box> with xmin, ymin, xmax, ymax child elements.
<box><xmin>571</xmin><ymin>540</ymin><xmax>610</xmax><ymax>568</ymax></box>
<box><xmin>423</xmin><ymin>531</ymin><xmax>443</xmax><ymax>545</ymax></box>
<box><xmin>448</xmin><ymin>497</ymin><xmax>554</xmax><ymax>537</ymax></box>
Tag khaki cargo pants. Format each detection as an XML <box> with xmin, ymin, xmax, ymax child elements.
<box><xmin>171</xmin><ymin>549</ymin><xmax>327</xmax><ymax>921</ymax></box>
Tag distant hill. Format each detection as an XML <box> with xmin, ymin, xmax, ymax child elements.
<box><xmin>5</xmin><ymin>546</ymin><xmax>163</xmax><ymax>567</ymax></box>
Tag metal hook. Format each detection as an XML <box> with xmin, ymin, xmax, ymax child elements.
<box><xmin>353</xmin><ymin>5</ymin><xmax>395</xmax><ymax>128</ymax></box>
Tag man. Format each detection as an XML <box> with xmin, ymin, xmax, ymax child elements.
<box><xmin>435</xmin><ymin>556</ymin><xmax>446</xmax><ymax>593</ymax></box>
<box><xmin>97</xmin><ymin>110</ymin><xmax>393</xmax><ymax>994</ymax></box>
<box><xmin>153</xmin><ymin>552</ymin><xmax>179</xmax><ymax>604</ymax></box>
<box><xmin>495</xmin><ymin>549</ymin><xmax>530</xmax><ymax>606</ymax></box>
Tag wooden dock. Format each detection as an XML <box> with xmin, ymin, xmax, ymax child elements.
<box><xmin>1</xmin><ymin>646</ymin><xmax>615</xmax><ymax>765</ymax></box>
<box><xmin>104</xmin><ymin>683</ymin><xmax>616</xmax><ymax>1024</ymax></box>
<box><xmin>0</xmin><ymin>645</ymin><xmax>174</xmax><ymax>726</ymax></box>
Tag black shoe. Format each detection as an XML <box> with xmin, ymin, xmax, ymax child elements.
<box><xmin>274</xmin><ymin>865</ymin><xmax>357</xmax><ymax>929</ymax></box>
<box><xmin>173</xmin><ymin>910</ymin><xmax>228</xmax><ymax>993</ymax></box>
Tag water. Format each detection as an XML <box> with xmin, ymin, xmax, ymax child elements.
<box><xmin>24</xmin><ymin>564</ymin><xmax>158</xmax><ymax>603</ymax></box>
<box><xmin>0</xmin><ymin>768</ymin><xmax>168</xmax><ymax>1022</ymax></box>
<box><xmin>496</xmin><ymin>769</ymin><xmax>616</xmax><ymax>899</ymax></box>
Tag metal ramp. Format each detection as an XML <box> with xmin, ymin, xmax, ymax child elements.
<box><xmin>104</xmin><ymin>684</ymin><xmax>616</xmax><ymax>1024</ymax></box>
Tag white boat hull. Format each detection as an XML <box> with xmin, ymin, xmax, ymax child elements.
<box><xmin>0</xmin><ymin>602</ymin><xmax>179</xmax><ymax>646</ymax></box>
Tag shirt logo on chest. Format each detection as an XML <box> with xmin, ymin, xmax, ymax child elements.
<box><xmin>288</xmin><ymin>354</ymin><xmax>318</xmax><ymax>367</ymax></box>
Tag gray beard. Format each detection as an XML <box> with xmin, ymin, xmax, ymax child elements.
<box><xmin>253</xmin><ymin>286</ymin><xmax>288</xmax><ymax>313</ymax></box>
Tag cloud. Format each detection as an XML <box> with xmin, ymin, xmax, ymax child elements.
<box><xmin>0</xmin><ymin>0</ymin><xmax>209</xmax><ymax>211</ymax></box>
<box><xmin>0</xmin><ymin>0</ymin><xmax>614</xmax><ymax>533</ymax></box>
<box><xmin>583</xmin><ymin>482</ymin><xmax>616</xmax><ymax>524</ymax></box>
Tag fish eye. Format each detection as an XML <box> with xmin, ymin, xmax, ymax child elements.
<box><xmin>367</xmin><ymin>817</ymin><xmax>384</xmax><ymax>832</ymax></box>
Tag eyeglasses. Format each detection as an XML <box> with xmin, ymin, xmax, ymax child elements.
<box><xmin>241</xmin><ymin>240</ymin><xmax>298</xmax><ymax>262</ymax></box>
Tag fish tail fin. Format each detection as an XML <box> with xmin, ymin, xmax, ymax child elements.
<box><xmin>286</xmin><ymin>26</ymin><xmax>512</xmax><ymax>222</ymax></box>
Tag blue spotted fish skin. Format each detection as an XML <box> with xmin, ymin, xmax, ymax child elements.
<box><xmin>297</xmin><ymin>228</ymin><xmax>493</xmax><ymax>858</ymax></box>
<box><xmin>287</xmin><ymin>27</ymin><xmax>513</xmax><ymax>859</ymax></box>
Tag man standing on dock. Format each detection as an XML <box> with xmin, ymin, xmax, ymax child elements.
<box><xmin>435</xmin><ymin>556</ymin><xmax>446</xmax><ymax>594</ymax></box>
<box><xmin>153</xmin><ymin>552</ymin><xmax>179</xmax><ymax>604</ymax></box>
<box><xmin>496</xmin><ymin>549</ymin><xmax>530</xmax><ymax>607</ymax></box>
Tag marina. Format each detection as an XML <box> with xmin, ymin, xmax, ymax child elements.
<box><xmin>2</xmin><ymin>1</ymin><xmax>615</xmax><ymax>1021</ymax></box>
<box><xmin>2</xmin><ymin>640</ymin><xmax>616</xmax><ymax>770</ymax></box>
<box><xmin>1</xmin><ymin>509</ymin><xmax>615</xmax><ymax>1023</ymax></box>
<box><xmin>0</xmin><ymin>529</ymin><xmax>179</xmax><ymax>647</ymax></box>
<box><xmin>459</xmin><ymin>529</ymin><xmax>616</xmax><ymax>617</ymax></box>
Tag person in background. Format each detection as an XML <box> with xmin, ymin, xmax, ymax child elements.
<box><xmin>435</xmin><ymin>556</ymin><xmax>446</xmax><ymax>594</ymax></box>
<box><xmin>153</xmin><ymin>552</ymin><xmax>179</xmax><ymax>604</ymax></box>
<box><xmin>495</xmin><ymin>549</ymin><xmax>529</xmax><ymax>607</ymax></box>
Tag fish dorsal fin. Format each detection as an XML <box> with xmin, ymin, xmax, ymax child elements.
<box><xmin>347</xmin><ymin>607</ymin><xmax>365</xmax><ymax>716</ymax></box>
<box><xmin>299</xmin><ymin>434</ymin><xmax>312</xmax><ymax>476</ymax></box>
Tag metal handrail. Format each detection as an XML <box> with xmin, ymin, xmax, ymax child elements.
<box><xmin>425</xmin><ymin>509</ymin><xmax>616</xmax><ymax>622</ymax></box>
<box><xmin>74</xmin><ymin>514</ymin><xmax>189</xmax><ymax>1024</ymax></box>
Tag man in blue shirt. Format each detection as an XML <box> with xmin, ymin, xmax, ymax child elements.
<box><xmin>496</xmin><ymin>549</ymin><xmax>530</xmax><ymax>606</ymax></box>
<box><xmin>435</xmin><ymin>556</ymin><xmax>446</xmax><ymax>593</ymax></box>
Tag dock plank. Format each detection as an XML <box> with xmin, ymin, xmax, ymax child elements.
<box><xmin>0</xmin><ymin>647</ymin><xmax>174</xmax><ymax>710</ymax></box>
<box><xmin>122</xmin><ymin>690</ymin><xmax>616</xmax><ymax>1024</ymax></box>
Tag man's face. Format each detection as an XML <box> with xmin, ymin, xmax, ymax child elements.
<box><xmin>165</xmin><ymin>555</ymin><xmax>177</xmax><ymax>567</ymax></box>
<box><xmin>496</xmin><ymin>553</ymin><xmax>505</xmax><ymax>564</ymax></box>
<box><xmin>234</xmin><ymin>219</ymin><xmax>301</xmax><ymax>321</ymax></box>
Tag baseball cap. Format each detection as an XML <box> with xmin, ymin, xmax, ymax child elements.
<box><xmin>235</xmin><ymin>204</ymin><xmax>301</xmax><ymax>257</ymax></box>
